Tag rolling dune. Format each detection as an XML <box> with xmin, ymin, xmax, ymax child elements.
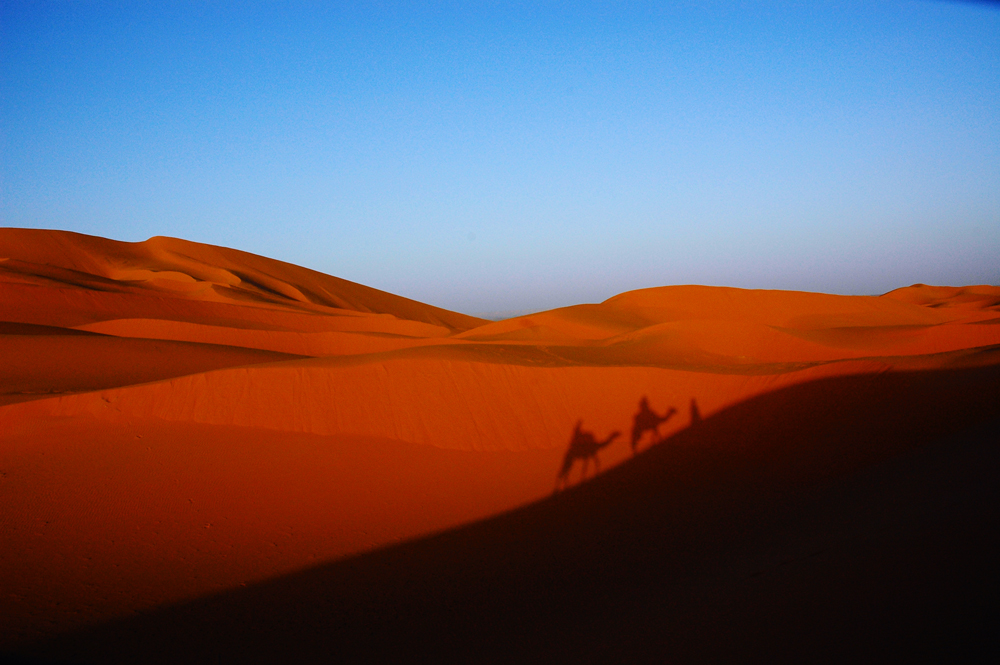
<box><xmin>2</xmin><ymin>229</ymin><xmax>998</xmax><ymax>659</ymax></box>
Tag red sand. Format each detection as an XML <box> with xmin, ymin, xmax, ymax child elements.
<box><xmin>2</xmin><ymin>229</ymin><xmax>999</xmax><ymax>658</ymax></box>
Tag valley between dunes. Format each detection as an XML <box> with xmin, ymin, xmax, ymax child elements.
<box><xmin>2</xmin><ymin>229</ymin><xmax>999</xmax><ymax>662</ymax></box>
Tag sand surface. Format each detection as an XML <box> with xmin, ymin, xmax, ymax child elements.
<box><xmin>2</xmin><ymin>229</ymin><xmax>999</xmax><ymax>660</ymax></box>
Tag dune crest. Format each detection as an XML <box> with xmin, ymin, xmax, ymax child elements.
<box><xmin>0</xmin><ymin>229</ymin><xmax>485</xmax><ymax>331</ymax></box>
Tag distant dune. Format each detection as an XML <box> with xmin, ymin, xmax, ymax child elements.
<box><xmin>2</xmin><ymin>229</ymin><xmax>998</xmax><ymax>661</ymax></box>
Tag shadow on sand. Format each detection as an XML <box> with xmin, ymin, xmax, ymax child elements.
<box><xmin>556</xmin><ymin>396</ymin><xmax>678</xmax><ymax>491</ymax></box>
<box><xmin>13</xmin><ymin>362</ymin><xmax>1000</xmax><ymax>664</ymax></box>
<box><xmin>630</xmin><ymin>396</ymin><xmax>677</xmax><ymax>455</ymax></box>
<box><xmin>554</xmin><ymin>420</ymin><xmax>621</xmax><ymax>491</ymax></box>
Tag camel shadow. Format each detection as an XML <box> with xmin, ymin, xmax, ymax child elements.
<box><xmin>554</xmin><ymin>420</ymin><xmax>621</xmax><ymax>491</ymax></box>
<box><xmin>630</xmin><ymin>396</ymin><xmax>677</xmax><ymax>454</ymax></box>
<box><xmin>556</xmin><ymin>396</ymin><xmax>691</xmax><ymax>490</ymax></box>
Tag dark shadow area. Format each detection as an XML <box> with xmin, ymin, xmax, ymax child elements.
<box><xmin>630</xmin><ymin>396</ymin><xmax>676</xmax><ymax>454</ymax></box>
<box><xmin>0</xmin><ymin>654</ymin><xmax>85</xmax><ymax>665</ymax></box>
<box><xmin>554</xmin><ymin>420</ymin><xmax>621</xmax><ymax>491</ymax></box>
<box><xmin>13</xmin><ymin>364</ymin><xmax>1000</xmax><ymax>664</ymax></box>
<box><xmin>0</xmin><ymin>322</ymin><xmax>107</xmax><ymax>336</ymax></box>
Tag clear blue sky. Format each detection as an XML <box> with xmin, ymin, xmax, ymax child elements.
<box><xmin>2</xmin><ymin>1</ymin><xmax>998</xmax><ymax>315</ymax></box>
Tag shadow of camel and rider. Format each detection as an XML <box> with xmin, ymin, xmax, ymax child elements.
<box><xmin>556</xmin><ymin>396</ymin><xmax>701</xmax><ymax>491</ymax></box>
<box><xmin>631</xmin><ymin>396</ymin><xmax>677</xmax><ymax>454</ymax></box>
<box><xmin>554</xmin><ymin>421</ymin><xmax>621</xmax><ymax>491</ymax></box>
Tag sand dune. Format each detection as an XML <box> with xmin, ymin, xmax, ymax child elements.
<box><xmin>0</xmin><ymin>329</ymin><xmax>303</xmax><ymax>407</ymax></box>
<box><xmin>2</xmin><ymin>229</ymin><xmax>998</xmax><ymax>658</ymax></box>
<box><xmin>16</xmin><ymin>365</ymin><xmax>1000</xmax><ymax>663</ymax></box>
<box><xmin>0</xmin><ymin>229</ymin><xmax>484</xmax><ymax>331</ymax></box>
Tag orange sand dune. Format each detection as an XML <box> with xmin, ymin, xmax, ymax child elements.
<box><xmin>1</xmin><ymin>228</ymin><xmax>999</xmax><ymax>654</ymax></box>
<box><xmin>0</xmin><ymin>322</ymin><xmax>303</xmax><ymax>406</ymax></box>
<box><xmin>0</xmin><ymin>229</ymin><xmax>484</xmax><ymax>332</ymax></box>
<box><xmin>73</xmin><ymin>318</ymin><xmax>453</xmax><ymax>356</ymax></box>
<box><xmin>16</xmin><ymin>364</ymin><xmax>1000</xmax><ymax>663</ymax></box>
<box><xmin>1</xmin><ymin>420</ymin><xmax>562</xmax><ymax>645</ymax></box>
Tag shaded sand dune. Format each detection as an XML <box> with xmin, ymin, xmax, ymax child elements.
<box><xmin>2</xmin><ymin>229</ymin><xmax>999</xmax><ymax>659</ymax></box>
<box><xmin>15</xmin><ymin>365</ymin><xmax>1000</xmax><ymax>663</ymax></box>
<box><xmin>0</xmin><ymin>324</ymin><xmax>304</xmax><ymax>407</ymax></box>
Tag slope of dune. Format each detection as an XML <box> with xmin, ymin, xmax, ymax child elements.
<box><xmin>16</xmin><ymin>365</ymin><xmax>1000</xmax><ymax>664</ymax></box>
<box><xmin>0</xmin><ymin>228</ymin><xmax>485</xmax><ymax>333</ymax></box>
<box><xmin>882</xmin><ymin>283</ymin><xmax>1000</xmax><ymax>311</ymax></box>
<box><xmin>1</xmin><ymin>229</ymin><xmax>998</xmax><ymax>656</ymax></box>
<box><xmin>0</xmin><ymin>326</ymin><xmax>303</xmax><ymax>406</ymax></box>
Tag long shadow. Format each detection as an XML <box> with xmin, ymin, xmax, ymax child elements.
<box><xmin>629</xmin><ymin>396</ymin><xmax>677</xmax><ymax>454</ymax></box>
<box><xmin>14</xmin><ymin>363</ymin><xmax>1000</xmax><ymax>664</ymax></box>
<box><xmin>554</xmin><ymin>420</ymin><xmax>621</xmax><ymax>491</ymax></box>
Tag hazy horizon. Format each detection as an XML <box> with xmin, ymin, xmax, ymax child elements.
<box><xmin>3</xmin><ymin>1</ymin><xmax>998</xmax><ymax>315</ymax></box>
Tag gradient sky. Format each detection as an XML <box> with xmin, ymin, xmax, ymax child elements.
<box><xmin>2</xmin><ymin>1</ymin><xmax>998</xmax><ymax>315</ymax></box>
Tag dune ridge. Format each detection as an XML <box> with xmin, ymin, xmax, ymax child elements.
<box><xmin>0</xmin><ymin>229</ymin><xmax>485</xmax><ymax>330</ymax></box>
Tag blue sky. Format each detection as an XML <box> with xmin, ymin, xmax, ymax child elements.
<box><xmin>2</xmin><ymin>1</ymin><xmax>998</xmax><ymax>315</ymax></box>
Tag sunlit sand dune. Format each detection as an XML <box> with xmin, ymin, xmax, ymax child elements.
<box><xmin>2</xmin><ymin>229</ymin><xmax>998</xmax><ymax>659</ymax></box>
<box><xmin>0</xmin><ymin>229</ymin><xmax>482</xmax><ymax>330</ymax></box>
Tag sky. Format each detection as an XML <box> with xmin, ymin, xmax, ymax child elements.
<box><xmin>2</xmin><ymin>1</ymin><xmax>998</xmax><ymax>316</ymax></box>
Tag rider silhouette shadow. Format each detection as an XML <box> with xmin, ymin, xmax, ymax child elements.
<box><xmin>690</xmin><ymin>397</ymin><xmax>702</xmax><ymax>426</ymax></box>
<box><xmin>630</xmin><ymin>396</ymin><xmax>676</xmax><ymax>455</ymax></box>
<box><xmin>554</xmin><ymin>420</ymin><xmax>621</xmax><ymax>491</ymax></box>
<box><xmin>554</xmin><ymin>397</ymin><xmax>687</xmax><ymax>490</ymax></box>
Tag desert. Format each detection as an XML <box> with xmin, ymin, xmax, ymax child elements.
<box><xmin>2</xmin><ymin>228</ymin><xmax>998</xmax><ymax>663</ymax></box>
<box><xmin>5</xmin><ymin>2</ymin><xmax>999</xmax><ymax>661</ymax></box>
